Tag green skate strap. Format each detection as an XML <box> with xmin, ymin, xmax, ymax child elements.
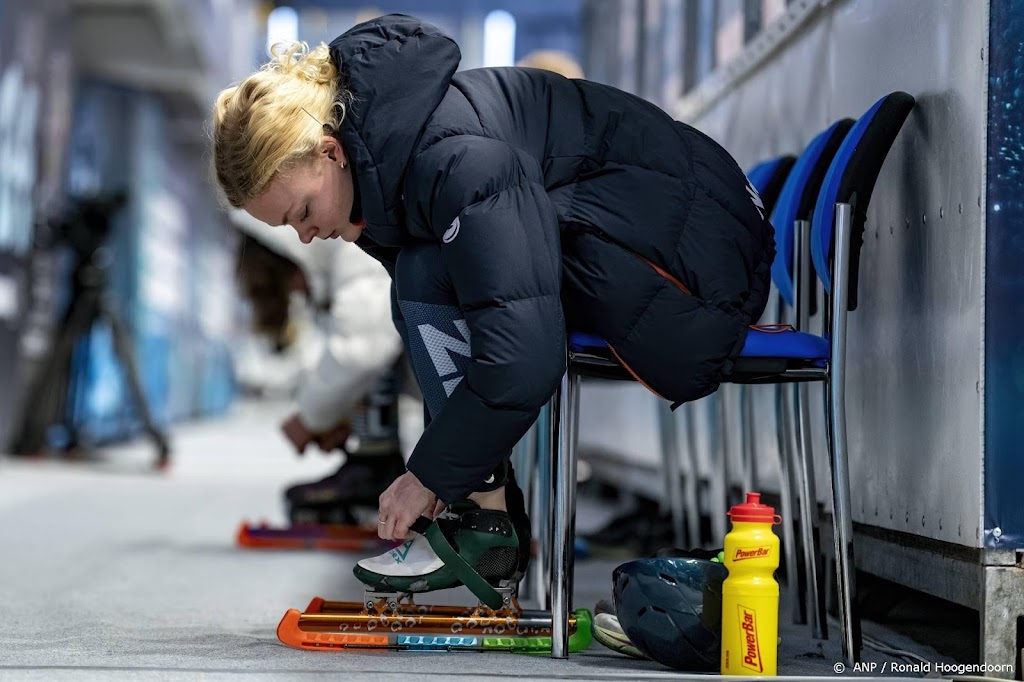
<box><xmin>415</xmin><ymin>517</ymin><xmax>503</xmax><ymax>610</ymax></box>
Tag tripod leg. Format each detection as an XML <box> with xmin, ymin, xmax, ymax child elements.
<box><xmin>12</xmin><ymin>290</ymin><xmax>98</xmax><ymax>456</ymax></box>
<box><xmin>100</xmin><ymin>300</ymin><xmax>171</xmax><ymax>468</ymax></box>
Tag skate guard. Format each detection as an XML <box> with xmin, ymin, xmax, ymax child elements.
<box><xmin>276</xmin><ymin>594</ymin><xmax>592</xmax><ymax>653</ymax></box>
<box><xmin>275</xmin><ymin>516</ymin><xmax>593</xmax><ymax>654</ymax></box>
<box><xmin>236</xmin><ymin>520</ymin><xmax>394</xmax><ymax>552</ymax></box>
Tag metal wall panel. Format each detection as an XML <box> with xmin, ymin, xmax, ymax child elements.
<box><xmin>679</xmin><ymin>0</ymin><xmax>988</xmax><ymax>547</ymax></box>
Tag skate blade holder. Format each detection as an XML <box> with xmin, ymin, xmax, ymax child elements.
<box><xmin>276</xmin><ymin>595</ymin><xmax>593</xmax><ymax>653</ymax></box>
<box><xmin>364</xmin><ymin>583</ymin><xmax>518</xmax><ymax>615</ymax></box>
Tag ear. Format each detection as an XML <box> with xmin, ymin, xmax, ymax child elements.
<box><xmin>321</xmin><ymin>136</ymin><xmax>347</xmax><ymax>166</ymax></box>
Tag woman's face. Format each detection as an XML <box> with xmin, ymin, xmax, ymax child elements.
<box><xmin>244</xmin><ymin>137</ymin><xmax>364</xmax><ymax>244</ymax></box>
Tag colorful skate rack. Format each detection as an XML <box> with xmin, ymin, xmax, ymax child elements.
<box><xmin>277</xmin><ymin>595</ymin><xmax>593</xmax><ymax>653</ymax></box>
<box><xmin>236</xmin><ymin>521</ymin><xmax>394</xmax><ymax>552</ymax></box>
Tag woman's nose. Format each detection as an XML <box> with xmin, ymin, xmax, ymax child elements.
<box><xmin>296</xmin><ymin>224</ymin><xmax>317</xmax><ymax>244</ymax></box>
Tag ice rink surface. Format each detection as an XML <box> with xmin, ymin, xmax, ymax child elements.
<box><xmin>0</xmin><ymin>400</ymin><xmax>949</xmax><ymax>680</ymax></box>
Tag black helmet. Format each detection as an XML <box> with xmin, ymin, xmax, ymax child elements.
<box><xmin>613</xmin><ymin>555</ymin><xmax>727</xmax><ymax>671</ymax></box>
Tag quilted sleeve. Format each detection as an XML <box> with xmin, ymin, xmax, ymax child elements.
<box><xmin>402</xmin><ymin>135</ymin><xmax>565</xmax><ymax>502</ymax></box>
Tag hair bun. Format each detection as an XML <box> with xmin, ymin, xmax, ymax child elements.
<box><xmin>267</xmin><ymin>41</ymin><xmax>335</xmax><ymax>86</ymax></box>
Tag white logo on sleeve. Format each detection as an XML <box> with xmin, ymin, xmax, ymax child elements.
<box><xmin>442</xmin><ymin>216</ymin><xmax>460</xmax><ymax>243</ymax></box>
<box><xmin>746</xmin><ymin>181</ymin><xmax>765</xmax><ymax>220</ymax></box>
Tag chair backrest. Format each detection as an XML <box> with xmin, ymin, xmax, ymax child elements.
<box><xmin>769</xmin><ymin>119</ymin><xmax>854</xmax><ymax>308</ymax></box>
<box><xmin>747</xmin><ymin>156</ymin><xmax>796</xmax><ymax>218</ymax></box>
<box><xmin>810</xmin><ymin>91</ymin><xmax>916</xmax><ymax>309</ymax></box>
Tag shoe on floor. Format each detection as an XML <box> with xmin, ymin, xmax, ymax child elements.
<box><xmin>593</xmin><ymin>612</ymin><xmax>647</xmax><ymax>659</ymax></box>
<box><xmin>285</xmin><ymin>450</ymin><xmax>405</xmax><ymax>524</ymax></box>
<box><xmin>353</xmin><ymin>501</ymin><xmax>519</xmax><ymax>594</ymax></box>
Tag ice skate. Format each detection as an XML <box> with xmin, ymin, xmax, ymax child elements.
<box><xmin>353</xmin><ymin>501</ymin><xmax>520</xmax><ymax>599</ymax></box>
<box><xmin>285</xmin><ymin>448</ymin><xmax>405</xmax><ymax>526</ymax></box>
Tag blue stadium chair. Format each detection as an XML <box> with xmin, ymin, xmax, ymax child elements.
<box><xmin>670</xmin><ymin>155</ymin><xmax>797</xmax><ymax>555</ymax></box>
<box><xmin>748</xmin><ymin>155</ymin><xmax>797</xmax><ymax>213</ymax></box>
<box><xmin>545</xmin><ymin>91</ymin><xmax>915</xmax><ymax>662</ymax></box>
<box><xmin>725</xmin><ymin>92</ymin><xmax>915</xmax><ymax>662</ymax></box>
<box><xmin>540</xmin><ymin>155</ymin><xmax>796</xmax><ymax>657</ymax></box>
<box><xmin>751</xmin><ymin>118</ymin><xmax>854</xmax><ymax>640</ymax></box>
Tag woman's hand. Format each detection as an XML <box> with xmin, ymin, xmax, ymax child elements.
<box><xmin>281</xmin><ymin>414</ymin><xmax>351</xmax><ymax>455</ymax></box>
<box><xmin>313</xmin><ymin>421</ymin><xmax>351</xmax><ymax>452</ymax></box>
<box><xmin>280</xmin><ymin>414</ymin><xmax>315</xmax><ymax>454</ymax></box>
<box><xmin>377</xmin><ymin>471</ymin><xmax>439</xmax><ymax>540</ymax></box>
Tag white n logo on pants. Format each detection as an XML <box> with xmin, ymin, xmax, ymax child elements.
<box><xmin>417</xmin><ymin>319</ymin><xmax>471</xmax><ymax>396</ymax></box>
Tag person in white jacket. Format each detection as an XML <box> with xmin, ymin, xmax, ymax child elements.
<box><xmin>231</xmin><ymin>209</ymin><xmax>407</xmax><ymax>524</ymax></box>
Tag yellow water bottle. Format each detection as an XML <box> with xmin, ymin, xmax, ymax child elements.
<box><xmin>720</xmin><ymin>492</ymin><xmax>781</xmax><ymax>676</ymax></box>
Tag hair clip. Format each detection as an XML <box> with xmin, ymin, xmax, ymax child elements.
<box><xmin>301</xmin><ymin>107</ymin><xmax>323</xmax><ymax>125</ymax></box>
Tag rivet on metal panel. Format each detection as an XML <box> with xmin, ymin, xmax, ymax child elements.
<box><xmin>905</xmin><ymin>512</ymin><xmax>910</xmax><ymax>524</ymax></box>
<box><xmin>939</xmin><ymin>206</ymin><xmax>945</xmax><ymax>219</ymax></box>
<box><xmin>939</xmin><ymin>518</ymin><xmax>943</xmax><ymax>530</ymax></box>
<box><xmin>981</xmin><ymin>47</ymin><xmax>985</xmax><ymax>61</ymax></box>
<box><xmin>922</xmin><ymin>515</ymin><xmax>926</xmax><ymax>527</ymax></box>
<box><xmin>922</xmin><ymin>213</ymin><xmax>927</xmax><ymax>224</ymax></box>
<box><xmin>958</xmin><ymin>203</ymin><xmax>963</xmax><ymax>215</ymax></box>
<box><xmin>905</xmin><ymin>218</ymin><xmax>911</xmax><ymax>230</ymax></box>
<box><xmin>890</xmin><ymin>224</ymin><xmax>894</xmax><ymax>235</ymax></box>
<box><xmin>890</xmin><ymin>510</ymin><xmax>894</xmax><ymax>520</ymax></box>
<box><xmin>874</xmin><ymin>506</ymin><xmax>878</xmax><ymax>517</ymax></box>
<box><xmin>978</xmin><ymin>196</ymin><xmax>982</xmax><ymax>207</ymax></box>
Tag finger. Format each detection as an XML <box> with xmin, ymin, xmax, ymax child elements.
<box><xmin>392</xmin><ymin>513</ymin><xmax>413</xmax><ymax>541</ymax></box>
<box><xmin>431</xmin><ymin>500</ymin><xmax>446</xmax><ymax>519</ymax></box>
<box><xmin>377</xmin><ymin>500</ymin><xmax>391</xmax><ymax>540</ymax></box>
<box><xmin>378</xmin><ymin>501</ymin><xmax>399</xmax><ymax>540</ymax></box>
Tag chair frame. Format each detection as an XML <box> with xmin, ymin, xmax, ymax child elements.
<box><xmin>538</xmin><ymin>200</ymin><xmax>859</xmax><ymax>662</ymax></box>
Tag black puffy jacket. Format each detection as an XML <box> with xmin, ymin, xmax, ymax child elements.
<box><xmin>331</xmin><ymin>15</ymin><xmax>774</xmax><ymax>502</ymax></box>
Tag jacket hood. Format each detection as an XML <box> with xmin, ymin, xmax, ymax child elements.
<box><xmin>329</xmin><ymin>14</ymin><xmax>461</xmax><ymax>246</ymax></box>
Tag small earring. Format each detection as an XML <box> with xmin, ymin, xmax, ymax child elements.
<box><xmin>341</xmin><ymin>161</ymin><xmax>347</xmax><ymax>169</ymax></box>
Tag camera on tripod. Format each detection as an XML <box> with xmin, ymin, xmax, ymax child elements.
<box><xmin>11</xmin><ymin>188</ymin><xmax>170</xmax><ymax>468</ymax></box>
<box><xmin>51</xmin><ymin>190</ymin><xmax>128</xmax><ymax>269</ymax></box>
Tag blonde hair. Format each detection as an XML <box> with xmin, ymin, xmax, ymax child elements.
<box><xmin>517</xmin><ymin>50</ymin><xmax>584</xmax><ymax>79</ymax></box>
<box><xmin>211</xmin><ymin>41</ymin><xmax>352</xmax><ymax>208</ymax></box>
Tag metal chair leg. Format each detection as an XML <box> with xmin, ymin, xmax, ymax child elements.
<box><xmin>795</xmin><ymin>380</ymin><xmax>826</xmax><ymax>639</ymax></box>
<box><xmin>828</xmin><ymin>203</ymin><xmax>860</xmax><ymax>663</ymax></box>
<box><xmin>791</xmin><ymin>217</ymin><xmax>826</xmax><ymax>639</ymax></box>
<box><xmin>530</xmin><ymin>403</ymin><xmax>552</xmax><ymax>609</ymax></box>
<box><xmin>657</xmin><ymin>403</ymin><xmax>686</xmax><ymax>548</ymax></box>
<box><xmin>550</xmin><ymin>368</ymin><xmax>580</xmax><ymax>658</ymax></box>
<box><xmin>709</xmin><ymin>395</ymin><xmax>729</xmax><ymax>544</ymax></box>
<box><xmin>774</xmin><ymin>383</ymin><xmax>802</xmax><ymax>625</ymax></box>
<box><xmin>740</xmin><ymin>385</ymin><xmax>757</xmax><ymax>493</ymax></box>
<box><xmin>682</xmin><ymin>405</ymin><xmax>703</xmax><ymax>547</ymax></box>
